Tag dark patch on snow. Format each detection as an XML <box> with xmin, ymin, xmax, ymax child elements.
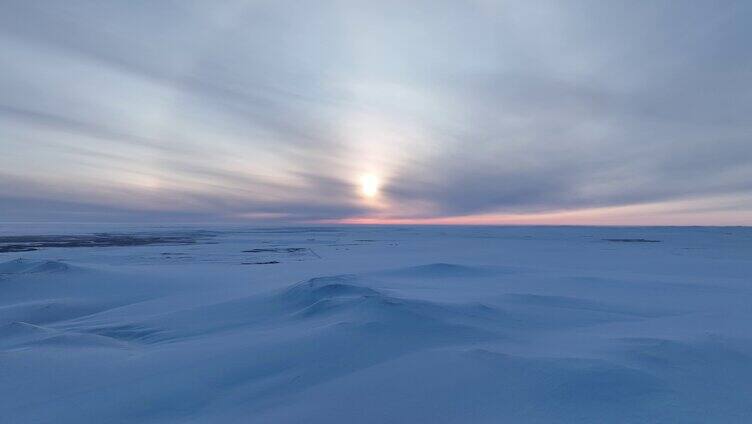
<box><xmin>242</xmin><ymin>248</ymin><xmax>307</xmax><ymax>253</ymax></box>
<box><xmin>242</xmin><ymin>247</ymin><xmax>321</xmax><ymax>263</ymax></box>
<box><xmin>603</xmin><ymin>238</ymin><xmax>661</xmax><ymax>243</ymax></box>
<box><xmin>0</xmin><ymin>233</ymin><xmax>202</xmax><ymax>252</ymax></box>
<box><xmin>0</xmin><ymin>245</ymin><xmax>39</xmax><ymax>253</ymax></box>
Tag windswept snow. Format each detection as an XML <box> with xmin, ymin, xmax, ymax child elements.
<box><xmin>0</xmin><ymin>225</ymin><xmax>751</xmax><ymax>423</ymax></box>
<box><xmin>0</xmin><ymin>258</ymin><xmax>73</xmax><ymax>275</ymax></box>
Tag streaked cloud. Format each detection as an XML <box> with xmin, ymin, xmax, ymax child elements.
<box><xmin>1</xmin><ymin>1</ymin><xmax>751</xmax><ymax>224</ymax></box>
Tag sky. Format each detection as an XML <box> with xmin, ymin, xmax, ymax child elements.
<box><xmin>1</xmin><ymin>0</ymin><xmax>751</xmax><ymax>225</ymax></box>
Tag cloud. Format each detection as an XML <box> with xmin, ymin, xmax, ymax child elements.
<box><xmin>1</xmin><ymin>1</ymin><xmax>751</xmax><ymax>224</ymax></box>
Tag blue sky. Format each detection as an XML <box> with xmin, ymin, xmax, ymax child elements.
<box><xmin>1</xmin><ymin>1</ymin><xmax>751</xmax><ymax>224</ymax></box>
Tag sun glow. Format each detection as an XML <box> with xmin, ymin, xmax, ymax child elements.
<box><xmin>360</xmin><ymin>174</ymin><xmax>381</xmax><ymax>198</ymax></box>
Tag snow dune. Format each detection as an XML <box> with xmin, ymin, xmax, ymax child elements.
<box><xmin>1</xmin><ymin>226</ymin><xmax>751</xmax><ymax>423</ymax></box>
<box><xmin>0</xmin><ymin>258</ymin><xmax>73</xmax><ymax>275</ymax></box>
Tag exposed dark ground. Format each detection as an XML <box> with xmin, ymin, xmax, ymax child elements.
<box><xmin>0</xmin><ymin>234</ymin><xmax>199</xmax><ymax>253</ymax></box>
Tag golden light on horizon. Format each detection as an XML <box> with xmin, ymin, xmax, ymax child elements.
<box><xmin>360</xmin><ymin>174</ymin><xmax>381</xmax><ymax>199</ymax></box>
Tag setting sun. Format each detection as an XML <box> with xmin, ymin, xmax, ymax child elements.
<box><xmin>360</xmin><ymin>174</ymin><xmax>380</xmax><ymax>198</ymax></box>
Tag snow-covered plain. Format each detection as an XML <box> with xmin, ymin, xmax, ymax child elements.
<box><xmin>1</xmin><ymin>225</ymin><xmax>751</xmax><ymax>423</ymax></box>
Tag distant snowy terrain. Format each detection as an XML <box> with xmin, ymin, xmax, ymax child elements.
<box><xmin>1</xmin><ymin>225</ymin><xmax>751</xmax><ymax>423</ymax></box>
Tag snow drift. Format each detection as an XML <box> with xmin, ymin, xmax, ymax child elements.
<box><xmin>1</xmin><ymin>226</ymin><xmax>751</xmax><ymax>423</ymax></box>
